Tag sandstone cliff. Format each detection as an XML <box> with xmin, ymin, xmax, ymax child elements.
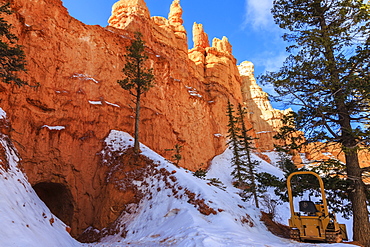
<box><xmin>238</xmin><ymin>61</ymin><xmax>291</xmax><ymax>151</ymax></box>
<box><xmin>1</xmin><ymin>0</ymin><xmax>284</xmax><ymax>238</ymax></box>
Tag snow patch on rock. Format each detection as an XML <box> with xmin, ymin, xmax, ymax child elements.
<box><xmin>42</xmin><ymin>125</ymin><xmax>65</xmax><ymax>130</ymax></box>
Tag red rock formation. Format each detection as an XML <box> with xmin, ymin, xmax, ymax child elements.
<box><xmin>238</xmin><ymin>61</ymin><xmax>290</xmax><ymax>151</ymax></box>
<box><xmin>192</xmin><ymin>22</ymin><xmax>210</xmax><ymax>49</ymax></box>
<box><xmin>108</xmin><ymin>0</ymin><xmax>150</xmax><ymax>32</ymax></box>
<box><xmin>0</xmin><ymin>0</ymin><xmax>261</xmax><ymax>237</ymax></box>
<box><xmin>168</xmin><ymin>0</ymin><xmax>186</xmax><ymax>39</ymax></box>
<box><xmin>301</xmin><ymin>142</ymin><xmax>370</xmax><ymax>169</ymax></box>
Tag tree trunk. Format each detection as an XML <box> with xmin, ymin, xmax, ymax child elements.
<box><xmin>340</xmin><ymin>111</ymin><xmax>370</xmax><ymax>246</ymax></box>
<box><xmin>345</xmin><ymin>150</ymin><xmax>370</xmax><ymax>246</ymax></box>
<box><xmin>246</xmin><ymin>149</ymin><xmax>259</xmax><ymax>208</ymax></box>
<box><xmin>133</xmin><ymin>88</ymin><xmax>141</xmax><ymax>154</ymax></box>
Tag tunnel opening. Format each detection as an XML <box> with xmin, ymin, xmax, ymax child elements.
<box><xmin>33</xmin><ymin>182</ymin><xmax>74</xmax><ymax>227</ymax></box>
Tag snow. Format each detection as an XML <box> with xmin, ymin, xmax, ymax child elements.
<box><xmin>71</xmin><ymin>73</ymin><xmax>99</xmax><ymax>83</ymax></box>
<box><xmin>55</xmin><ymin>90</ymin><xmax>69</xmax><ymax>94</ymax></box>
<box><xmin>0</xmin><ymin>108</ymin><xmax>6</xmax><ymax>119</ymax></box>
<box><xmin>169</xmin><ymin>76</ymin><xmax>181</xmax><ymax>82</ymax></box>
<box><xmin>263</xmin><ymin>151</ymin><xmax>283</xmax><ymax>166</ymax></box>
<box><xmin>88</xmin><ymin>131</ymin><xmax>354</xmax><ymax>247</ymax></box>
<box><xmin>186</xmin><ymin>86</ymin><xmax>203</xmax><ymax>98</ymax></box>
<box><xmin>105</xmin><ymin>28</ymin><xmax>115</xmax><ymax>34</ymax></box>
<box><xmin>89</xmin><ymin>100</ymin><xmax>103</xmax><ymax>105</ymax></box>
<box><xmin>105</xmin><ymin>101</ymin><xmax>120</xmax><ymax>107</ymax></box>
<box><xmin>104</xmin><ymin>29</ymin><xmax>129</xmax><ymax>39</ymax></box>
<box><xmin>299</xmin><ymin>153</ymin><xmax>311</xmax><ymax>165</ymax></box>
<box><xmin>0</xmin><ymin>134</ymin><xmax>79</xmax><ymax>247</ymax></box>
<box><xmin>0</xmin><ymin>126</ymin><xmax>355</xmax><ymax>247</ymax></box>
<box><xmin>256</xmin><ymin>131</ymin><xmax>273</xmax><ymax>134</ymax></box>
<box><xmin>42</xmin><ymin>125</ymin><xmax>65</xmax><ymax>130</ymax></box>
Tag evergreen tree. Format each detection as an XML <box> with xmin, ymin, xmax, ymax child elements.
<box><xmin>171</xmin><ymin>144</ymin><xmax>182</xmax><ymax>167</ymax></box>
<box><xmin>237</xmin><ymin>103</ymin><xmax>261</xmax><ymax>208</ymax></box>
<box><xmin>118</xmin><ymin>32</ymin><xmax>155</xmax><ymax>154</ymax></box>
<box><xmin>165</xmin><ymin>144</ymin><xmax>183</xmax><ymax>167</ymax></box>
<box><xmin>0</xmin><ymin>2</ymin><xmax>27</xmax><ymax>86</ymax></box>
<box><xmin>311</xmin><ymin>159</ymin><xmax>354</xmax><ymax>218</ymax></box>
<box><xmin>261</xmin><ymin>0</ymin><xmax>370</xmax><ymax>244</ymax></box>
<box><xmin>226</xmin><ymin>101</ymin><xmax>247</xmax><ymax>187</ymax></box>
<box><xmin>256</xmin><ymin>152</ymin><xmax>296</xmax><ymax>204</ymax></box>
<box><xmin>226</xmin><ymin>101</ymin><xmax>264</xmax><ymax>208</ymax></box>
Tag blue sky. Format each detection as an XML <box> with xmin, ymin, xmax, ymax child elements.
<box><xmin>60</xmin><ymin>0</ymin><xmax>288</xmax><ymax>97</ymax></box>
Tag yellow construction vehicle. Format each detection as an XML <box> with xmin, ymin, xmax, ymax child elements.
<box><xmin>287</xmin><ymin>171</ymin><xmax>348</xmax><ymax>243</ymax></box>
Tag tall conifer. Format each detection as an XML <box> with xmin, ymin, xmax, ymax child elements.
<box><xmin>226</xmin><ymin>101</ymin><xmax>247</xmax><ymax>186</ymax></box>
<box><xmin>226</xmin><ymin>101</ymin><xmax>263</xmax><ymax>208</ymax></box>
<box><xmin>262</xmin><ymin>0</ymin><xmax>370</xmax><ymax>244</ymax></box>
<box><xmin>118</xmin><ymin>32</ymin><xmax>155</xmax><ymax>154</ymax></box>
<box><xmin>237</xmin><ymin>103</ymin><xmax>260</xmax><ymax>208</ymax></box>
<box><xmin>0</xmin><ymin>2</ymin><xmax>27</xmax><ymax>86</ymax></box>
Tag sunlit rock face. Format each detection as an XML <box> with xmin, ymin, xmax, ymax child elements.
<box><xmin>192</xmin><ymin>22</ymin><xmax>210</xmax><ymax>49</ymax></box>
<box><xmin>108</xmin><ymin>0</ymin><xmax>150</xmax><ymax>31</ymax></box>
<box><xmin>3</xmin><ymin>0</ymin><xmax>286</xmax><ymax>238</ymax></box>
<box><xmin>238</xmin><ymin>61</ymin><xmax>290</xmax><ymax>151</ymax></box>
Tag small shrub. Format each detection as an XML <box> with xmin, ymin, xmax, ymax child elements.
<box><xmin>208</xmin><ymin>178</ymin><xmax>226</xmax><ymax>191</ymax></box>
<box><xmin>193</xmin><ymin>168</ymin><xmax>207</xmax><ymax>179</ymax></box>
<box><xmin>260</xmin><ymin>194</ymin><xmax>278</xmax><ymax>220</ymax></box>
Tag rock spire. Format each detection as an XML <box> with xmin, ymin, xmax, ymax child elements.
<box><xmin>108</xmin><ymin>0</ymin><xmax>150</xmax><ymax>31</ymax></box>
<box><xmin>212</xmin><ymin>36</ymin><xmax>232</xmax><ymax>54</ymax></box>
<box><xmin>238</xmin><ymin>61</ymin><xmax>290</xmax><ymax>150</ymax></box>
<box><xmin>192</xmin><ymin>22</ymin><xmax>210</xmax><ymax>48</ymax></box>
<box><xmin>168</xmin><ymin>0</ymin><xmax>186</xmax><ymax>39</ymax></box>
<box><xmin>169</xmin><ymin>0</ymin><xmax>183</xmax><ymax>26</ymax></box>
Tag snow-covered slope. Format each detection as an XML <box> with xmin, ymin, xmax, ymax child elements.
<box><xmin>0</xmin><ymin>127</ymin><xmax>354</xmax><ymax>246</ymax></box>
<box><xmin>0</xmin><ymin>133</ymin><xmax>80</xmax><ymax>246</ymax></box>
<box><xmin>85</xmin><ymin>130</ymin><xmax>353</xmax><ymax>247</ymax></box>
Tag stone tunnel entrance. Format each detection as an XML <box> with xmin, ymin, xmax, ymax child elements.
<box><xmin>33</xmin><ymin>182</ymin><xmax>74</xmax><ymax>227</ymax></box>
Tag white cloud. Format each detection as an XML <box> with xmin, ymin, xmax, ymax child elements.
<box><xmin>242</xmin><ymin>0</ymin><xmax>274</xmax><ymax>30</ymax></box>
<box><xmin>250</xmin><ymin>51</ymin><xmax>287</xmax><ymax>96</ymax></box>
<box><xmin>258</xmin><ymin>52</ymin><xmax>287</xmax><ymax>74</ymax></box>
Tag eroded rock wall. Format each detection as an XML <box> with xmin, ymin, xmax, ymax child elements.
<box><xmin>1</xmin><ymin>0</ymin><xmax>277</xmax><ymax>236</ymax></box>
<box><xmin>238</xmin><ymin>61</ymin><xmax>290</xmax><ymax>151</ymax></box>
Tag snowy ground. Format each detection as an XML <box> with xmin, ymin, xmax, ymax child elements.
<box><xmin>0</xmin><ymin>135</ymin><xmax>80</xmax><ymax>247</ymax></box>
<box><xmin>0</xmin><ymin>127</ymin><xmax>355</xmax><ymax>247</ymax></box>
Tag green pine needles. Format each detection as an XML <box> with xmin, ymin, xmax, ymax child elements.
<box><xmin>261</xmin><ymin>0</ymin><xmax>370</xmax><ymax>244</ymax></box>
<box><xmin>118</xmin><ymin>32</ymin><xmax>155</xmax><ymax>154</ymax></box>
<box><xmin>226</xmin><ymin>101</ymin><xmax>245</xmax><ymax>184</ymax></box>
<box><xmin>0</xmin><ymin>2</ymin><xmax>27</xmax><ymax>86</ymax></box>
<box><xmin>226</xmin><ymin>101</ymin><xmax>261</xmax><ymax>208</ymax></box>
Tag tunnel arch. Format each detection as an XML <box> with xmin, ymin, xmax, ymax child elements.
<box><xmin>33</xmin><ymin>182</ymin><xmax>74</xmax><ymax>226</ymax></box>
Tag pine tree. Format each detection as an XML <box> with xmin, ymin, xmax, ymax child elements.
<box><xmin>0</xmin><ymin>2</ymin><xmax>27</xmax><ymax>86</ymax></box>
<box><xmin>118</xmin><ymin>32</ymin><xmax>155</xmax><ymax>154</ymax></box>
<box><xmin>226</xmin><ymin>101</ymin><xmax>248</xmax><ymax>187</ymax></box>
<box><xmin>311</xmin><ymin>159</ymin><xmax>353</xmax><ymax>218</ymax></box>
<box><xmin>261</xmin><ymin>0</ymin><xmax>370</xmax><ymax>244</ymax></box>
<box><xmin>226</xmin><ymin>101</ymin><xmax>263</xmax><ymax>208</ymax></box>
<box><xmin>237</xmin><ymin>103</ymin><xmax>260</xmax><ymax>208</ymax></box>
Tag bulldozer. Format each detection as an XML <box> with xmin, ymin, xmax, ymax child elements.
<box><xmin>287</xmin><ymin>171</ymin><xmax>348</xmax><ymax>243</ymax></box>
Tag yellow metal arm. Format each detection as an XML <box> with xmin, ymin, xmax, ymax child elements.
<box><xmin>287</xmin><ymin>171</ymin><xmax>329</xmax><ymax>217</ymax></box>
